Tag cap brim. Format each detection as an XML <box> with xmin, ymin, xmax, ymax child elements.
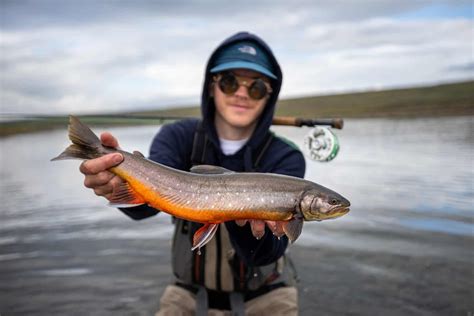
<box><xmin>210</xmin><ymin>61</ymin><xmax>277</xmax><ymax>79</ymax></box>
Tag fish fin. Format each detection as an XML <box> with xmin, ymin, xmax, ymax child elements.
<box><xmin>108</xmin><ymin>182</ymin><xmax>146</xmax><ymax>205</ymax></box>
<box><xmin>283</xmin><ymin>218</ymin><xmax>304</xmax><ymax>243</ymax></box>
<box><xmin>133</xmin><ymin>150</ymin><xmax>145</xmax><ymax>157</ymax></box>
<box><xmin>190</xmin><ymin>165</ymin><xmax>234</xmax><ymax>174</ymax></box>
<box><xmin>51</xmin><ymin>115</ymin><xmax>107</xmax><ymax>161</ymax></box>
<box><xmin>191</xmin><ymin>223</ymin><xmax>219</xmax><ymax>251</ymax></box>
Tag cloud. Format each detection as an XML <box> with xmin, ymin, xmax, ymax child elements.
<box><xmin>0</xmin><ymin>1</ymin><xmax>472</xmax><ymax>114</ymax></box>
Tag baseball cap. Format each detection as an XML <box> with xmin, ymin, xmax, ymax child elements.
<box><xmin>210</xmin><ymin>41</ymin><xmax>277</xmax><ymax>79</ymax></box>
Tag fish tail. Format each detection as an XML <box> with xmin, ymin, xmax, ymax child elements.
<box><xmin>51</xmin><ymin>115</ymin><xmax>107</xmax><ymax>161</ymax></box>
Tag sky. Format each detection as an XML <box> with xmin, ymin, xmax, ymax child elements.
<box><xmin>1</xmin><ymin>0</ymin><xmax>473</xmax><ymax>115</ymax></box>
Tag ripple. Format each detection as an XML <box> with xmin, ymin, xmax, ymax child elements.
<box><xmin>36</xmin><ymin>268</ymin><xmax>92</xmax><ymax>276</ymax></box>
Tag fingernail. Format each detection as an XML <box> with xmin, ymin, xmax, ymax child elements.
<box><xmin>113</xmin><ymin>154</ymin><xmax>122</xmax><ymax>164</ymax></box>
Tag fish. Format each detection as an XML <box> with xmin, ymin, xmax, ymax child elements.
<box><xmin>52</xmin><ymin>115</ymin><xmax>350</xmax><ymax>251</ymax></box>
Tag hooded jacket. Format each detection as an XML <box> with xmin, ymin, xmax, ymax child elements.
<box><xmin>121</xmin><ymin>32</ymin><xmax>305</xmax><ymax>283</ymax></box>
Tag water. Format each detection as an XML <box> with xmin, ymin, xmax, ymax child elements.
<box><xmin>1</xmin><ymin>116</ymin><xmax>473</xmax><ymax>315</ymax></box>
<box><xmin>0</xmin><ymin>117</ymin><xmax>472</xmax><ymax>258</ymax></box>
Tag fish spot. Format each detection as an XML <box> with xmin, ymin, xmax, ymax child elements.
<box><xmin>205</xmin><ymin>196</ymin><xmax>209</xmax><ymax>200</ymax></box>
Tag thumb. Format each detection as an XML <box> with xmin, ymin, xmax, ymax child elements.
<box><xmin>100</xmin><ymin>132</ymin><xmax>120</xmax><ymax>149</ymax></box>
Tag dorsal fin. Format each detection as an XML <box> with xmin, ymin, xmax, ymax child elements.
<box><xmin>133</xmin><ymin>150</ymin><xmax>145</xmax><ymax>158</ymax></box>
<box><xmin>190</xmin><ymin>165</ymin><xmax>234</xmax><ymax>174</ymax></box>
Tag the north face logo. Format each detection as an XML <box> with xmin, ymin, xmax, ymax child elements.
<box><xmin>238</xmin><ymin>45</ymin><xmax>257</xmax><ymax>56</ymax></box>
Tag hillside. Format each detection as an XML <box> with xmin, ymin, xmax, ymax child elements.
<box><xmin>137</xmin><ymin>80</ymin><xmax>473</xmax><ymax>118</ymax></box>
<box><xmin>1</xmin><ymin>80</ymin><xmax>473</xmax><ymax>137</ymax></box>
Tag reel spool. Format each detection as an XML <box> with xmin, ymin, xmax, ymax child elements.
<box><xmin>304</xmin><ymin>126</ymin><xmax>340</xmax><ymax>162</ymax></box>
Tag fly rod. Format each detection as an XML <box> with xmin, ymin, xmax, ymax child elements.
<box><xmin>2</xmin><ymin>114</ymin><xmax>344</xmax><ymax>161</ymax></box>
<box><xmin>2</xmin><ymin>114</ymin><xmax>344</xmax><ymax>129</ymax></box>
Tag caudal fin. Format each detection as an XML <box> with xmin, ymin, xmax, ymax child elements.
<box><xmin>51</xmin><ymin>115</ymin><xmax>106</xmax><ymax>161</ymax></box>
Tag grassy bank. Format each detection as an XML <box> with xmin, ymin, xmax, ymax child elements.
<box><xmin>2</xmin><ymin>80</ymin><xmax>473</xmax><ymax>137</ymax></box>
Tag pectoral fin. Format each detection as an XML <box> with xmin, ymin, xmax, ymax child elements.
<box><xmin>192</xmin><ymin>223</ymin><xmax>219</xmax><ymax>252</ymax></box>
<box><xmin>108</xmin><ymin>182</ymin><xmax>146</xmax><ymax>206</ymax></box>
<box><xmin>283</xmin><ymin>218</ymin><xmax>303</xmax><ymax>243</ymax></box>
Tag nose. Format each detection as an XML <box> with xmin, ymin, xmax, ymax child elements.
<box><xmin>234</xmin><ymin>84</ymin><xmax>249</xmax><ymax>99</ymax></box>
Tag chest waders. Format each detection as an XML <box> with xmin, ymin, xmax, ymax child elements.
<box><xmin>171</xmin><ymin>122</ymin><xmax>298</xmax><ymax>315</ymax></box>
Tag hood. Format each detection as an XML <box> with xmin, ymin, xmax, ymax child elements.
<box><xmin>201</xmin><ymin>31</ymin><xmax>283</xmax><ymax>153</ymax></box>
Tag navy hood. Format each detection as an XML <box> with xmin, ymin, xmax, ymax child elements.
<box><xmin>201</xmin><ymin>31</ymin><xmax>283</xmax><ymax>152</ymax></box>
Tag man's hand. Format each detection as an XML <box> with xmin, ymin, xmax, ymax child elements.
<box><xmin>79</xmin><ymin>132</ymin><xmax>124</xmax><ymax>201</ymax></box>
<box><xmin>236</xmin><ymin>219</ymin><xmax>285</xmax><ymax>239</ymax></box>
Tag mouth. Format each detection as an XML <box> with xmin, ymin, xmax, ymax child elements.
<box><xmin>229</xmin><ymin>104</ymin><xmax>251</xmax><ymax>111</ymax></box>
<box><xmin>321</xmin><ymin>206</ymin><xmax>350</xmax><ymax>220</ymax></box>
<box><xmin>332</xmin><ymin>206</ymin><xmax>350</xmax><ymax>217</ymax></box>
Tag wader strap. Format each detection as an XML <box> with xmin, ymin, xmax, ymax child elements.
<box><xmin>195</xmin><ymin>285</ymin><xmax>208</xmax><ymax>316</ymax></box>
<box><xmin>229</xmin><ymin>292</ymin><xmax>245</xmax><ymax>316</ymax></box>
<box><xmin>191</xmin><ymin>121</ymin><xmax>208</xmax><ymax>166</ymax></box>
<box><xmin>251</xmin><ymin>131</ymin><xmax>274</xmax><ymax>171</ymax></box>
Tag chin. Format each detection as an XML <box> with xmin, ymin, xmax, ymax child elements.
<box><xmin>223</xmin><ymin>113</ymin><xmax>254</xmax><ymax>128</ymax></box>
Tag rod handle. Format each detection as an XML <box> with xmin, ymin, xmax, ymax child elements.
<box><xmin>272</xmin><ymin>116</ymin><xmax>344</xmax><ymax>129</ymax></box>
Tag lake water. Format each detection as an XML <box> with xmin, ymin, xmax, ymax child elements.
<box><xmin>0</xmin><ymin>116</ymin><xmax>473</xmax><ymax>314</ymax></box>
<box><xmin>0</xmin><ymin>116</ymin><xmax>472</xmax><ymax>256</ymax></box>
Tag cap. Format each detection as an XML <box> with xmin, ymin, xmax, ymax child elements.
<box><xmin>210</xmin><ymin>41</ymin><xmax>277</xmax><ymax>79</ymax></box>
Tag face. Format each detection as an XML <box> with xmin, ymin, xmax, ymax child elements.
<box><xmin>300</xmin><ymin>189</ymin><xmax>351</xmax><ymax>221</ymax></box>
<box><xmin>212</xmin><ymin>69</ymin><xmax>271</xmax><ymax>134</ymax></box>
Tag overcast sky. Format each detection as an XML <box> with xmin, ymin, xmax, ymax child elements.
<box><xmin>1</xmin><ymin>0</ymin><xmax>472</xmax><ymax>115</ymax></box>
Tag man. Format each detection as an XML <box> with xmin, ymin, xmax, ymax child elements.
<box><xmin>80</xmin><ymin>31</ymin><xmax>305</xmax><ymax>315</ymax></box>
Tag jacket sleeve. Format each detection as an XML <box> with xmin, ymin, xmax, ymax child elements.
<box><xmin>118</xmin><ymin>120</ymin><xmax>196</xmax><ymax>220</ymax></box>
<box><xmin>226</xmin><ymin>145</ymin><xmax>306</xmax><ymax>266</ymax></box>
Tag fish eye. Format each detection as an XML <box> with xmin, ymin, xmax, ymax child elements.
<box><xmin>329</xmin><ymin>198</ymin><xmax>338</xmax><ymax>205</ymax></box>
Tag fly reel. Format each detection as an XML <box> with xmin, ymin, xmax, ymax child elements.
<box><xmin>304</xmin><ymin>126</ymin><xmax>340</xmax><ymax>162</ymax></box>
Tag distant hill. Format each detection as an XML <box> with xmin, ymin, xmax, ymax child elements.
<box><xmin>135</xmin><ymin>80</ymin><xmax>474</xmax><ymax>118</ymax></box>
<box><xmin>1</xmin><ymin>80</ymin><xmax>473</xmax><ymax>137</ymax></box>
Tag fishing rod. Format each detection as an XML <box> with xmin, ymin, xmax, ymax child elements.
<box><xmin>2</xmin><ymin>113</ymin><xmax>344</xmax><ymax>162</ymax></box>
<box><xmin>2</xmin><ymin>113</ymin><xmax>343</xmax><ymax>129</ymax></box>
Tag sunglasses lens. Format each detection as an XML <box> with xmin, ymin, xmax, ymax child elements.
<box><xmin>216</xmin><ymin>73</ymin><xmax>269</xmax><ymax>100</ymax></box>
<box><xmin>218</xmin><ymin>74</ymin><xmax>239</xmax><ymax>95</ymax></box>
<box><xmin>248</xmin><ymin>79</ymin><xmax>267</xmax><ymax>100</ymax></box>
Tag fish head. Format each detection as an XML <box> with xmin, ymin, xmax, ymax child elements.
<box><xmin>300</xmin><ymin>188</ymin><xmax>350</xmax><ymax>221</ymax></box>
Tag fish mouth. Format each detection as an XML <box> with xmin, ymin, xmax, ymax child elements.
<box><xmin>323</xmin><ymin>206</ymin><xmax>350</xmax><ymax>220</ymax></box>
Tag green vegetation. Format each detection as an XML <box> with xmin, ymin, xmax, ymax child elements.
<box><xmin>1</xmin><ymin>80</ymin><xmax>472</xmax><ymax>137</ymax></box>
<box><xmin>127</xmin><ymin>80</ymin><xmax>474</xmax><ymax>118</ymax></box>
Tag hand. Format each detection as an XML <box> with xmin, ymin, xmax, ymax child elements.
<box><xmin>79</xmin><ymin>132</ymin><xmax>124</xmax><ymax>201</ymax></box>
<box><xmin>235</xmin><ymin>220</ymin><xmax>285</xmax><ymax>239</ymax></box>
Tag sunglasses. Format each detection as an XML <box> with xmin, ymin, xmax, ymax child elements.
<box><xmin>213</xmin><ymin>72</ymin><xmax>272</xmax><ymax>101</ymax></box>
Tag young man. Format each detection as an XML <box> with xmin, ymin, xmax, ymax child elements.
<box><xmin>80</xmin><ymin>31</ymin><xmax>305</xmax><ymax>315</ymax></box>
